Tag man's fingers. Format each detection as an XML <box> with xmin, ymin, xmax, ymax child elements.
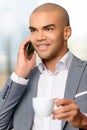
<box><xmin>55</xmin><ymin>98</ymin><xmax>75</xmax><ymax>106</ymax></box>
<box><xmin>19</xmin><ymin>36</ymin><xmax>31</xmax><ymax>51</ymax></box>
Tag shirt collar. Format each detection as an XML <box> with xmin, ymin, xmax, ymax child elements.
<box><xmin>38</xmin><ymin>51</ymin><xmax>73</xmax><ymax>74</ymax></box>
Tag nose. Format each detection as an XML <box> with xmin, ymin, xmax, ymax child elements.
<box><xmin>36</xmin><ymin>31</ymin><xmax>47</xmax><ymax>41</ymax></box>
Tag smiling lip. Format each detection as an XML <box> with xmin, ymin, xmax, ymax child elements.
<box><xmin>37</xmin><ymin>44</ymin><xmax>50</xmax><ymax>51</ymax></box>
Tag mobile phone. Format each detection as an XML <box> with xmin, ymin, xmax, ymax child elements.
<box><xmin>26</xmin><ymin>42</ymin><xmax>34</xmax><ymax>55</ymax></box>
<box><xmin>26</xmin><ymin>42</ymin><xmax>34</xmax><ymax>58</ymax></box>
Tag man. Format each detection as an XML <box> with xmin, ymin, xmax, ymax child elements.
<box><xmin>0</xmin><ymin>2</ymin><xmax>87</xmax><ymax>130</ymax></box>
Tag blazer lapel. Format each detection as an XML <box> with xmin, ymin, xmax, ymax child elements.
<box><xmin>61</xmin><ymin>56</ymin><xmax>87</xmax><ymax>130</ymax></box>
<box><xmin>26</xmin><ymin>67</ymin><xmax>40</xmax><ymax>130</ymax></box>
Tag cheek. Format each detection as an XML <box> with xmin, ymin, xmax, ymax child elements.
<box><xmin>51</xmin><ymin>38</ymin><xmax>65</xmax><ymax>53</ymax></box>
<box><xmin>48</xmin><ymin>31</ymin><xmax>64</xmax><ymax>42</ymax></box>
<box><xmin>55</xmin><ymin>35</ymin><xmax>64</xmax><ymax>46</ymax></box>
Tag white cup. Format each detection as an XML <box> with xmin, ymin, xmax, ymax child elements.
<box><xmin>32</xmin><ymin>97</ymin><xmax>54</xmax><ymax>117</ymax></box>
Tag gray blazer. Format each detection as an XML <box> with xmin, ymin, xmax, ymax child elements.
<box><xmin>0</xmin><ymin>55</ymin><xmax>87</xmax><ymax>130</ymax></box>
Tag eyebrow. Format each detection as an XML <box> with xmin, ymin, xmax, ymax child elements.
<box><xmin>43</xmin><ymin>24</ymin><xmax>56</xmax><ymax>28</ymax></box>
<box><xmin>29</xmin><ymin>24</ymin><xmax>56</xmax><ymax>30</ymax></box>
<box><xmin>29</xmin><ymin>26</ymin><xmax>35</xmax><ymax>30</ymax></box>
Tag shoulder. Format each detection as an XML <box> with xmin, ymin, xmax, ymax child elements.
<box><xmin>72</xmin><ymin>54</ymin><xmax>87</xmax><ymax>65</ymax></box>
<box><xmin>27</xmin><ymin>66</ymin><xmax>40</xmax><ymax>79</ymax></box>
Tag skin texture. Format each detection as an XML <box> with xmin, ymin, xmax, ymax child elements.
<box><xmin>15</xmin><ymin>3</ymin><xmax>87</xmax><ymax>129</ymax></box>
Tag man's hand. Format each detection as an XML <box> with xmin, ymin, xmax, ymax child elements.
<box><xmin>52</xmin><ymin>98</ymin><xmax>87</xmax><ymax>129</ymax></box>
<box><xmin>15</xmin><ymin>36</ymin><xmax>36</xmax><ymax>78</ymax></box>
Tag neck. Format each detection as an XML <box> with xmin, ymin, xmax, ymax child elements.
<box><xmin>43</xmin><ymin>50</ymin><xmax>68</xmax><ymax>73</ymax></box>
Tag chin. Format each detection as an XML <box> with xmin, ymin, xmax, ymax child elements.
<box><xmin>37</xmin><ymin>52</ymin><xmax>53</xmax><ymax>60</ymax></box>
<box><xmin>38</xmin><ymin>53</ymin><xmax>47</xmax><ymax>59</ymax></box>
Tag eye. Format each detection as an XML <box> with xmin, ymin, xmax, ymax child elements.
<box><xmin>45</xmin><ymin>27</ymin><xmax>54</xmax><ymax>31</ymax></box>
<box><xmin>29</xmin><ymin>28</ymin><xmax>37</xmax><ymax>33</ymax></box>
<box><xmin>30</xmin><ymin>29</ymin><xmax>36</xmax><ymax>33</ymax></box>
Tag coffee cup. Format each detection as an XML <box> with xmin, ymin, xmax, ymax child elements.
<box><xmin>32</xmin><ymin>97</ymin><xmax>54</xmax><ymax>117</ymax></box>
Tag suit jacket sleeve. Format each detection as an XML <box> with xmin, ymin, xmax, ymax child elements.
<box><xmin>0</xmin><ymin>78</ymin><xmax>26</xmax><ymax>130</ymax></box>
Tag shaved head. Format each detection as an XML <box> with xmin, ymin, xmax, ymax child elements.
<box><xmin>31</xmin><ymin>3</ymin><xmax>70</xmax><ymax>26</ymax></box>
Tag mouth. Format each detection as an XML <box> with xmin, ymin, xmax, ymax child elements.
<box><xmin>36</xmin><ymin>43</ymin><xmax>50</xmax><ymax>51</ymax></box>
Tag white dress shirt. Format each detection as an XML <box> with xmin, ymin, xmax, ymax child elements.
<box><xmin>11</xmin><ymin>51</ymin><xmax>73</xmax><ymax>130</ymax></box>
<box><xmin>32</xmin><ymin>51</ymin><xmax>73</xmax><ymax>130</ymax></box>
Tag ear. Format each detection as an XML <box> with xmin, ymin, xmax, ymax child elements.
<box><xmin>64</xmin><ymin>26</ymin><xmax>72</xmax><ymax>40</ymax></box>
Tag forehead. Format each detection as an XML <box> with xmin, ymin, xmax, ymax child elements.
<box><xmin>29</xmin><ymin>11</ymin><xmax>62</xmax><ymax>27</ymax></box>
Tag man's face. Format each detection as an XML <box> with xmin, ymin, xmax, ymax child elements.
<box><xmin>29</xmin><ymin>11</ymin><xmax>70</xmax><ymax>61</ymax></box>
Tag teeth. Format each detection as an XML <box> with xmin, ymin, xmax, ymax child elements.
<box><xmin>37</xmin><ymin>44</ymin><xmax>48</xmax><ymax>50</ymax></box>
<box><xmin>39</xmin><ymin>44</ymin><xmax>47</xmax><ymax>47</ymax></box>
